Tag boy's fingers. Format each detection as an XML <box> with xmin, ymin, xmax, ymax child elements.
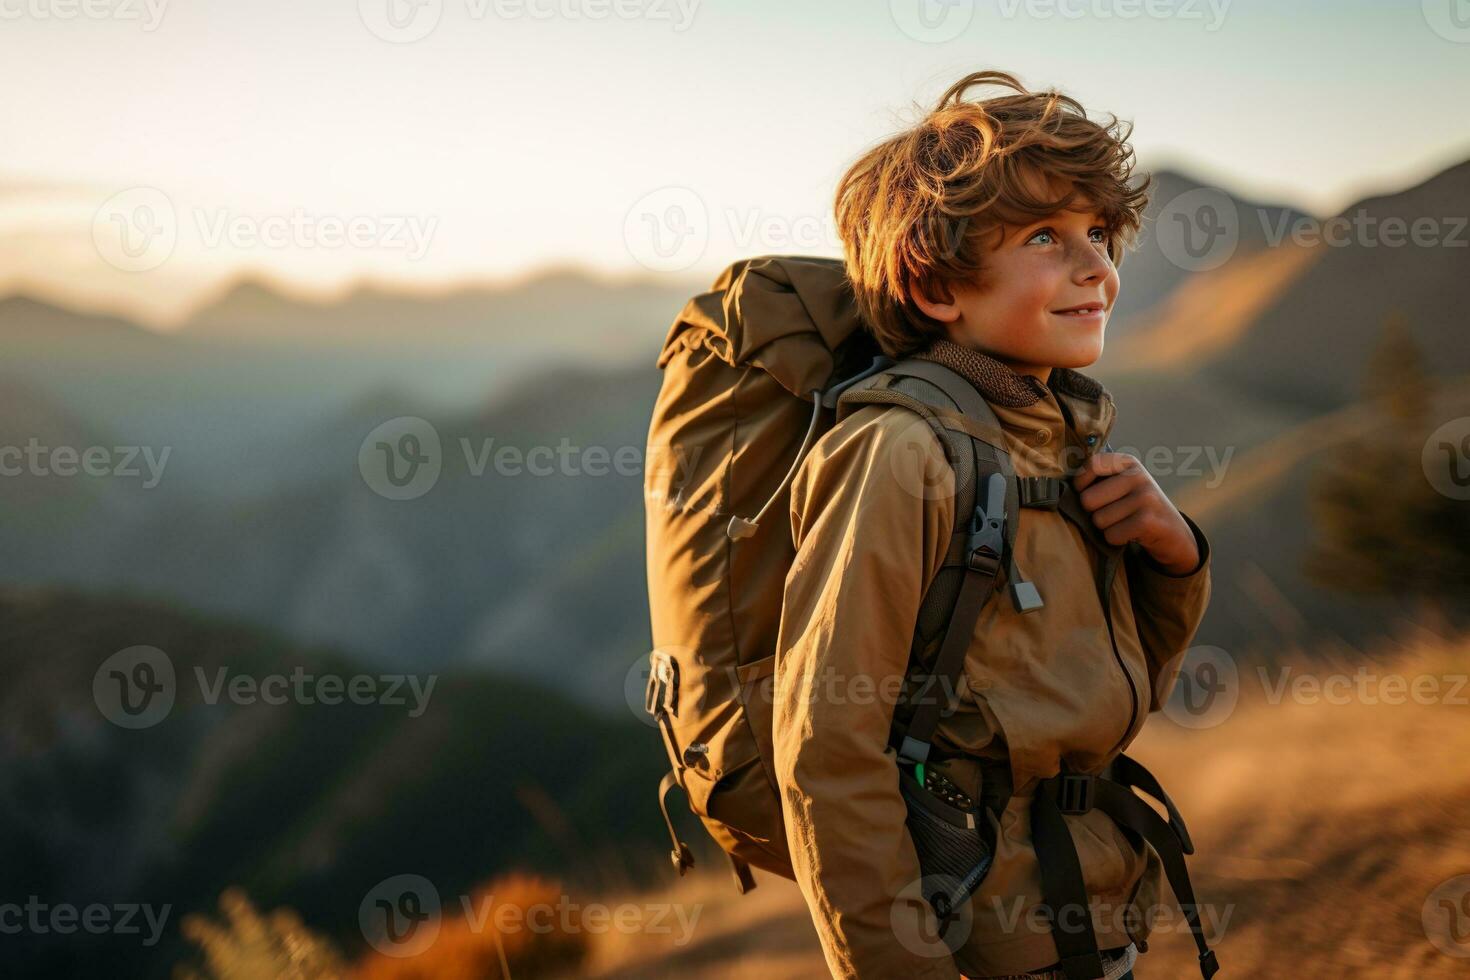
<box><xmin>1090</xmin><ymin>494</ymin><xmax>1144</xmax><ymax>530</ymax></box>
<box><xmin>1077</xmin><ymin>469</ymin><xmax>1134</xmax><ymax>511</ymax></box>
<box><xmin>1071</xmin><ymin>451</ymin><xmax>1135</xmax><ymax>492</ymax></box>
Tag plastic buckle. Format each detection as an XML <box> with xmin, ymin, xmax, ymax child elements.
<box><xmin>966</xmin><ymin>539</ymin><xmax>1001</xmax><ymax>573</ymax></box>
<box><xmin>966</xmin><ymin>473</ymin><xmax>1007</xmax><ymax>572</ymax></box>
<box><xmin>1056</xmin><ymin>772</ymin><xmax>1095</xmax><ymax>815</ymax></box>
<box><xmin>644</xmin><ymin>653</ymin><xmax>677</xmax><ymax>717</ymax></box>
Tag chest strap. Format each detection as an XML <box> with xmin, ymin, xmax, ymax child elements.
<box><xmin>1019</xmin><ymin>475</ymin><xmax>1063</xmax><ymax>509</ymax></box>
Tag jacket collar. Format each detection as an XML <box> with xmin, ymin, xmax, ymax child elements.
<box><xmin>911</xmin><ymin>338</ymin><xmax>1117</xmax><ymax>454</ymax></box>
<box><xmin>912</xmin><ymin>338</ymin><xmax>1105</xmax><ymax>407</ymax></box>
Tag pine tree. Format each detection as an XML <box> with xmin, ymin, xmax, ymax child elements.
<box><xmin>1304</xmin><ymin>313</ymin><xmax>1470</xmax><ymax>626</ymax></box>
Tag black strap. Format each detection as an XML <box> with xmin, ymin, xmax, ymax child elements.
<box><xmin>1019</xmin><ymin>475</ymin><xmax>1062</xmax><ymax>509</ymax></box>
<box><xmin>897</xmin><ymin>516</ymin><xmax>1003</xmax><ymax>764</ymax></box>
<box><xmin>1031</xmin><ymin>773</ymin><xmax>1108</xmax><ymax>980</ymax></box>
<box><xmin>1092</xmin><ymin>778</ymin><xmax>1218</xmax><ymax>978</ymax></box>
<box><xmin>1032</xmin><ymin>754</ymin><xmax>1220</xmax><ymax>980</ymax></box>
<box><xmin>879</xmin><ymin>359</ymin><xmax>1014</xmax><ymax>767</ymax></box>
<box><xmin>657</xmin><ymin>769</ymin><xmax>694</xmax><ymax>876</ymax></box>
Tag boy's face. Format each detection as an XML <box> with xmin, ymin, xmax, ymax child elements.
<box><xmin>911</xmin><ymin>180</ymin><xmax>1119</xmax><ymax>382</ymax></box>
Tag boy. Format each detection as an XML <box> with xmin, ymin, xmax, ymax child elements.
<box><xmin>771</xmin><ymin>71</ymin><xmax>1214</xmax><ymax>979</ymax></box>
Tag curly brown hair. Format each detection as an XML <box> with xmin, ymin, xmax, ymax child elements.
<box><xmin>834</xmin><ymin>70</ymin><xmax>1150</xmax><ymax>358</ymax></box>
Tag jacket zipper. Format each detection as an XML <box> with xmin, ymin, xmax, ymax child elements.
<box><xmin>1097</xmin><ymin>553</ymin><xmax>1141</xmax><ymax>759</ymax></box>
<box><xmin>1057</xmin><ymin>505</ymin><xmax>1141</xmax><ymax>760</ymax></box>
<box><xmin>1062</xmin><ymin>419</ymin><xmax>1140</xmax><ymax>759</ymax></box>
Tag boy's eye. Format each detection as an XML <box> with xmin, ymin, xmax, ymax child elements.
<box><xmin>1024</xmin><ymin>226</ymin><xmax>1109</xmax><ymax>246</ymax></box>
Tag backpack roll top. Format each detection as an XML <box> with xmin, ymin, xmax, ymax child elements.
<box><xmin>644</xmin><ymin>256</ymin><xmax>878</xmax><ymax>889</ymax></box>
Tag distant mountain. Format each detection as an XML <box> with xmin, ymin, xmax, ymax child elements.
<box><xmin>1105</xmin><ymin>239</ymin><xmax>1322</xmax><ymax>374</ymax></box>
<box><xmin>79</xmin><ymin>360</ymin><xmax>665</xmax><ymax>710</ymax></box>
<box><xmin>182</xmin><ymin>266</ymin><xmax>699</xmax><ymax>365</ymax></box>
<box><xmin>0</xmin><ymin>295</ymin><xmax>178</xmax><ymax>356</ymax></box>
<box><xmin>0</xmin><ymin>587</ymin><xmax>667</xmax><ymax>979</ymax></box>
<box><xmin>0</xmin><ymin>376</ymin><xmax>150</xmax><ymax>582</ymax></box>
<box><xmin>1194</xmin><ymin>158</ymin><xmax>1470</xmax><ymax>412</ymax></box>
<box><xmin>1110</xmin><ymin>169</ymin><xmax>1317</xmax><ymax>329</ymax></box>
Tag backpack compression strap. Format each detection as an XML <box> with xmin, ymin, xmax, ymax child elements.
<box><xmin>1033</xmin><ymin>752</ymin><xmax>1220</xmax><ymax>980</ymax></box>
<box><xmin>836</xmin><ymin>357</ymin><xmax>1038</xmax><ymax>766</ymax></box>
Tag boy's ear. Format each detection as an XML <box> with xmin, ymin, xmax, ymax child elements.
<box><xmin>909</xmin><ymin>276</ymin><xmax>962</xmax><ymax>325</ymax></box>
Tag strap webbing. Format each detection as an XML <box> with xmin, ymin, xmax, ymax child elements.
<box><xmin>1032</xmin><ymin>774</ymin><xmax>1108</xmax><ymax>980</ymax></box>
<box><xmin>1019</xmin><ymin>475</ymin><xmax>1062</xmax><ymax>509</ymax></box>
<box><xmin>878</xmin><ymin>359</ymin><xmax>1013</xmax><ymax>766</ymax></box>
<box><xmin>897</xmin><ymin>539</ymin><xmax>1002</xmax><ymax>764</ymax></box>
<box><xmin>1032</xmin><ymin>754</ymin><xmax>1220</xmax><ymax>980</ymax></box>
<box><xmin>1093</xmin><ymin>778</ymin><xmax>1218</xmax><ymax>978</ymax></box>
<box><xmin>657</xmin><ymin>769</ymin><xmax>694</xmax><ymax>876</ymax></box>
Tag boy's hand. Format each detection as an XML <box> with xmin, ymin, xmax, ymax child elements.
<box><xmin>1071</xmin><ymin>452</ymin><xmax>1200</xmax><ymax>574</ymax></box>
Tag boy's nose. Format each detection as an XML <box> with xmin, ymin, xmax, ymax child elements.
<box><xmin>1070</xmin><ymin>243</ymin><xmax>1113</xmax><ymax>285</ymax></box>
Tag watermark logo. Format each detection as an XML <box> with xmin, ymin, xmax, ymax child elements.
<box><xmin>1424</xmin><ymin>874</ymin><xmax>1470</xmax><ymax>957</ymax></box>
<box><xmin>887</xmin><ymin>413</ymin><xmax>958</xmax><ymax>502</ymax></box>
<box><xmin>192</xmin><ymin>209</ymin><xmax>436</xmax><ymax>260</ymax></box>
<box><xmin>361</xmin><ymin>874</ymin><xmax>443</xmax><ymax>957</ymax></box>
<box><xmin>1257</xmin><ymin>210</ymin><xmax>1467</xmax><ymax>250</ymax></box>
<box><xmin>0</xmin><ymin>0</ymin><xmax>169</xmax><ymax>30</ymax></box>
<box><xmin>1256</xmin><ymin>666</ymin><xmax>1468</xmax><ymax>707</ymax></box>
<box><xmin>93</xmin><ymin>645</ymin><xmax>176</xmax><ymax>729</ymax></box>
<box><xmin>624</xmin><ymin>186</ymin><xmax>708</xmax><ymax>273</ymax></box>
<box><xmin>0</xmin><ymin>898</ymin><xmax>171</xmax><ymax>946</ymax></box>
<box><xmin>359</xmin><ymin>0</ymin><xmax>443</xmax><ymax>42</ymax></box>
<box><xmin>1423</xmin><ymin>417</ymin><xmax>1470</xmax><ymax>500</ymax></box>
<box><xmin>1423</xmin><ymin>0</ymin><xmax>1470</xmax><ymax>43</ymax></box>
<box><xmin>93</xmin><ymin>187</ymin><xmax>177</xmax><ymax>273</ymax></box>
<box><xmin>892</xmin><ymin>874</ymin><xmax>974</xmax><ymax>957</ymax></box>
<box><xmin>993</xmin><ymin>0</ymin><xmax>1230</xmax><ymax>30</ymax></box>
<box><xmin>359</xmin><ymin>417</ymin><xmax>443</xmax><ymax>500</ymax></box>
<box><xmin>0</xmin><ymin>439</ymin><xmax>171</xmax><ymax>488</ymax></box>
<box><xmin>1161</xmin><ymin>645</ymin><xmax>1238</xmax><ymax>729</ymax></box>
<box><xmin>93</xmin><ymin>648</ymin><xmax>437</xmax><ymax>729</ymax></box>
<box><xmin>626</xmin><ymin>650</ymin><xmax>662</xmax><ymax>729</ymax></box>
<box><xmin>359</xmin><ymin>875</ymin><xmax>703</xmax><ymax>956</ymax></box>
<box><xmin>1153</xmin><ymin>187</ymin><xmax>1239</xmax><ymax>272</ymax></box>
<box><xmin>890</xmin><ymin>0</ymin><xmax>974</xmax><ymax>43</ymax></box>
<box><xmin>94</xmin><ymin>189</ymin><xmax>438</xmax><ymax>270</ymax></box>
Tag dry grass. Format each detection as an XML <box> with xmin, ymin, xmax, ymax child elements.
<box><xmin>352</xmin><ymin>873</ymin><xmax>586</xmax><ymax>980</ymax></box>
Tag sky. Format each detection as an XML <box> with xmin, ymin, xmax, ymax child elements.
<box><xmin>2</xmin><ymin>0</ymin><xmax>1469</xmax><ymax>326</ymax></box>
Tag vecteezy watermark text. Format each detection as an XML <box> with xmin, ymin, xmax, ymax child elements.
<box><xmin>0</xmin><ymin>439</ymin><xmax>170</xmax><ymax>488</ymax></box>
<box><xmin>93</xmin><ymin>646</ymin><xmax>437</xmax><ymax>729</ymax></box>
<box><xmin>357</xmin><ymin>416</ymin><xmax>702</xmax><ymax>501</ymax></box>
<box><xmin>92</xmin><ymin>188</ymin><xmax>438</xmax><ymax>273</ymax></box>
<box><xmin>357</xmin><ymin>0</ymin><xmax>700</xmax><ymax>44</ymax></box>
<box><xmin>0</xmin><ymin>898</ymin><xmax>171</xmax><ymax>946</ymax></box>
<box><xmin>358</xmin><ymin>874</ymin><xmax>702</xmax><ymax>958</ymax></box>
<box><xmin>0</xmin><ymin>0</ymin><xmax>168</xmax><ymax>30</ymax></box>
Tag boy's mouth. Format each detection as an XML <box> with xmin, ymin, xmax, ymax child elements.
<box><xmin>1051</xmin><ymin>303</ymin><xmax>1106</xmax><ymax>318</ymax></box>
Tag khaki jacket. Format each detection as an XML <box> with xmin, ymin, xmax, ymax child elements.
<box><xmin>772</xmin><ymin>339</ymin><xmax>1212</xmax><ymax>979</ymax></box>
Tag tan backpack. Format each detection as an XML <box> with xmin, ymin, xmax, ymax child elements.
<box><xmin>641</xmin><ymin>254</ymin><xmax>1035</xmax><ymax>892</ymax></box>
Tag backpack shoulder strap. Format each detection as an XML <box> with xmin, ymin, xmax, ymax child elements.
<box><xmin>836</xmin><ymin>358</ymin><xmax>1042</xmax><ymax>767</ymax></box>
